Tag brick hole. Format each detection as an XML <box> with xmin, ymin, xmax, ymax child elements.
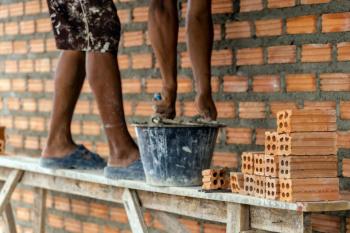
<box><xmin>278</xmin><ymin>113</ymin><xmax>283</xmax><ymax>120</ymax></box>
<box><xmin>249</xmin><ymin>186</ymin><xmax>253</xmax><ymax>191</ymax></box>
<box><xmin>280</xmin><ymin>145</ymin><xmax>284</xmax><ymax>150</ymax></box>
<box><xmin>220</xmin><ymin>179</ymin><xmax>224</xmax><ymax>185</ymax></box>
<box><xmin>272</xmin><ymin>144</ymin><xmax>276</xmax><ymax>150</ymax></box>
<box><xmin>213</xmin><ymin>172</ymin><xmax>217</xmax><ymax>177</ymax></box>
<box><xmin>284</xmin><ymin>122</ymin><xmax>288</xmax><ymax>128</ymax></box>
<box><xmin>272</xmin><ymin>191</ymin><xmax>275</xmax><ymax>196</ymax></box>
<box><xmin>260</xmin><ymin>190</ymin><xmax>263</xmax><ymax>194</ymax></box>
<box><xmin>282</xmin><ymin>183</ymin><xmax>285</xmax><ymax>188</ymax></box>
<box><xmin>247</xmin><ymin>164</ymin><xmax>251</xmax><ymax>169</ymax></box>
<box><xmin>213</xmin><ymin>180</ymin><xmax>217</xmax><ymax>185</ymax></box>
<box><xmin>285</xmin><ymin>145</ymin><xmax>289</xmax><ymax>150</ymax></box>
<box><xmin>268</xmin><ymin>191</ymin><xmax>271</xmax><ymax>195</ymax></box>
<box><xmin>285</xmin><ymin>137</ymin><xmax>289</xmax><ymax>142</ymax></box>
<box><xmin>266</xmin><ymin>167</ymin><xmax>270</xmax><ymax>172</ymax></box>
<box><xmin>259</xmin><ymin>158</ymin><xmax>263</xmax><ymax>164</ymax></box>
<box><xmin>271</xmin><ymin>168</ymin><xmax>274</xmax><ymax>173</ymax></box>
<box><xmin>284</xmin><ymin>111</ymin><xmax>289</xmax><ymax>118</ymax></box>
<box><xmin>272</xmin><ymin>183</ymin><xmax>275</xmax><ymax>188</ymax></box>
<box><xmin>279</xmin><ymin>122</ymin><xmax>283</xmax><ymax>128</ymax></box>
<box><xmin>285</xmin><ymin>170</ymin><xmax>289</xmax><ymax>174</ymax></box>
<box><xmin>243</xmin><ymin>156</ymin><xmax>247</xmax><ymax>161</ymax></box>
<box><xmin>280</xmin><ymin>137</ymin><xmax>284</xmax><ymax>142</ymax></box>
<box><xmin>245</xmin><ymin>186</ymin><xmax>248</xmax><ymax>191</ymax></box>
<box><xmin>286</xmin><ymin>183</ymin><xmax>290</xmax><ymax>189</ymax></box>
<box><xmin>281</xmin><ymin>169</ymin><xmax>284</xmax><ymax>174</ymax></box>
<box><xmin>257</xmin><ymin>180</ymin><xmax>260</xmax><ymax>185</ymax></box>
<box><xmin>255</xmin><ymin>158</ymin><xmax>259</xmax><ymax>163</ymax></box>
<box><xmin>267</xmin><ymin>144</ymin><xmax>271</xmax><ymax>150</ymax></box>
<box><xmin>282</xmin><ymin>192</ymin><xmax>285</xmax><ymax>197</ymax></box>
<box><xmin>285</xmin><ymin>161</ymin><xmax>289</xmax><ymax>166</ymax></box>
<box><xmin>272</xmin><ymin>136</ymin><xmax>276</xmax><ymax>142</ymax></box>
<box><xmin>281</xmin><ymin>160</ymin><xmax>284</xmax><ymax>166</ymax></box>
<box><xmin>267</xmin><ymin>182</ymin><xmax>271</xmax><ymax>188</ymax></box>
<box><xmin>266</xmin><ymin>159</ymin><xmax>270</xmax><ymax>163</ymax></box>
<box><xmin>260</xmin><ymin>168</ymin><xmax>263</xmax><ymax>172</ymax></box>
<box><xmin>250</xmin><ymin>178</ymin><xmax>253</xmax><ymax>182</ymax></box>
<box><xmin>270</xmin><ymin>159</ymin><xmax>274</xmax><ymax>164</ymax></box>
<box><xmin>247</xmin><ymin>157</ymin><xmax>251</xmax><ymax>162</ymax></box>
<box><xmin>286</xmin><ymin>193</ymin><xmax>290</xmax><ymax>197</ymax></box>
<box><xmin>267</xmin><ymin>135</ymin><xmax>271</xmax><ymax>141</ymax></box>
<box><xmin>245</xmin><ymin>177</ymin><xmax>249</xmax><ymax>182</ymax></box>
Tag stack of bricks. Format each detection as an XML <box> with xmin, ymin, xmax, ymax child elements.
<box><xmin>234</xmin><ymin>109</ymin><xmax>340</xmax><ymax>202</ymax></box>
<box><xmin>0</xmin><ymin>126</ymin><xmax>5</xmax><ymax>154</ymax></box>
<box><xmin>202</xmin><ymin>168</ymin><xmax>229</xmax><ymax>190</ymax></box>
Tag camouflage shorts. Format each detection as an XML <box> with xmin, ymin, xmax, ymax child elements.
<box><xmin>47</xmin><ymin>0</ymin><xmax>121</xmax><ymax>53</ymax></box>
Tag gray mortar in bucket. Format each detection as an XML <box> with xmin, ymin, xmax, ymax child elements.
<box><xmin>134</xmin><ymin>116</ymin><xmax>225</xmax><ymax>187</ymax></box>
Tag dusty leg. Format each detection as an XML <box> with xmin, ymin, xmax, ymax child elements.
<box><xmin>186</xmin><ymin>0</ymin><xmax>217</xmax><ymax>120</ymax></box>
<box><xmin>148</xmin><ymin>0</ymin><xmax>178</xmax><ymax>119</ymax></box>
<box><xmin>86</xmin><ymin>52</ymin><xmax>139</xmax><ymax>167</ymax></box>
<box><xmin>42</xmin><ymin>51</ymin><xmax>86</xmax><ymax>158</ymax></box>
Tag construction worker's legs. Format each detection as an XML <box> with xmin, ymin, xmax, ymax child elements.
<box><xmin>42</xmin><ymin>51</ymin><xmax>86</xmax><ymax>158</ymax></box>
<box><xmin>86</xmin><ymin>52</ymin><xmax>139</xmax><ymax>167</ymax></box>
<box><xmin>148</xmin><ymin>0</ymin><xmax>178</xmax><ymax>119</ymax></box>
<box><xmin>186</xmin><ymin>0</ymin><xmax>217</xmax><ymax>120</ymax></box>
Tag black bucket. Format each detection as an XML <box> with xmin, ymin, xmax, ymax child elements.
<box><xmin>135</xmin><ymin>124</ymin><xmax>221</xmax><ymax>187</ymax></box>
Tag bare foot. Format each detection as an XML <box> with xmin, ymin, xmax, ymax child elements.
<box><xmin>153</xmin><ymin>87</ymin><xmax>176</xmax><ymax>119</ymax></box>
<box><xmin>108</xmin><ymin>140</ymin><xmax>140</xmax><ymax>167</ymax></box>
<box><xmin>41</xmin><ymin>142</ymin><xmax>78</xmax><ymax>158</ymax></box>
<box><xmin>195</xmin><ymin>94</ymin><xmax>217</xmax><ymax>121</ymax></box>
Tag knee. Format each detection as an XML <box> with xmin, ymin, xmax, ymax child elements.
<box><xmin>149</xmin><ymin>0</ymin><xmax>174</xmax><ymax>22</ymax></box>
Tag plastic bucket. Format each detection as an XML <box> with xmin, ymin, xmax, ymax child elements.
<box><xmin>135</xmin><ymin>124</ymin><xmax>221</xmax><ymax>187</ymax></box>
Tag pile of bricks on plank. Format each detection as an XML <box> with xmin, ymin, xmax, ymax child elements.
<box><xmin>0</xmin><ymin>126</ymin><xmax>5</xmax><ymax>154</ymax></box>
<box><xmin>203</xmin><ymin>109</ymin><xmax>340</xmax><ymax>202</ymax></box>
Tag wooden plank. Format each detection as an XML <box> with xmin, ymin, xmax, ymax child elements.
<box><xmin>3</xmin><ymin>203</ymin><xmax>17</xmax><ymax>233</ymax></box>
<box><xmin>0</xmin><ymin>170</ymin><xmax>23</xmax><ymax>214</ymax></box>
<box><xmin>33</xmin><ymin>188</ymin><xmax>46</xmax><ymax>233</ymax></box>
<box><xmin>250</xmin><ymin>206</ymin><xmax>312</xmax><ymax>233</ymax></box>
<box><xmin>226</xmin><ymin>203</ymin><xmax>250</xmax><ymax>233</ymax></box>
<box><xmin>122</xmin><ymin>188</ymin><xmax>148</xmax><ymax>233</ymax></box>
<box><xmin>154</xmin><ymin>212</ymin><xmax>189</xmax><ymax>233</ymax></box>
<box><xmin>0</xmin><ymin>157</ymin><xmax>348</xmax><ymax>213</ymax></box>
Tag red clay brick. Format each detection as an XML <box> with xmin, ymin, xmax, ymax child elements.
<box><xmin>212</xmin><ymin>0</ymin><xmax>233</xmax><ymax>14</ymax></box>
<box><xmin>253</xmin><ymin>75</ymin><xmax>280</xmax><ymax>92</ymax></box>
<box><xmin>211</xmin><ymin>49</ymin><xmax>233</xmax><ymax>66</ymax></box>
<box><xmin>268</xmin><ymin>45</ymin><xmax>296</xmax><ymax>64</ymax></box>
<box><xmin>287</xmin><ymin>16</ymin><xmax>317</xmax><ymax>34</ymax></box>
<box><xmin>337</xmin><ymin>42</ymin><xmax>350</xmax><ymax>61</ymax></box>
<box><xmin>268</xmin><ymin>0</ymin><xmax>295</xmax><ymax>8</ymax></box>
<box><xmin>286</xmin><ymin>73</ymin><xmax>316</xmax><ymax>92</ymax></box>
<box><xmin>212</xmin><ymin>151</ymin><xmax>238</xmax><ymax>168</ymax></box>
<box><xmin>123</xmin><ymin>31</ymin><xmax>144</xmax><ymax>47</ymax></box>
<box><xmin>302</xmin><ymin>44</ymin><xmax>332</xmax><ymax>62</ymax></box>
<box><xmin>322</xmin><ymin>12</ymin><xmax>350</xmax><ymax>33</ymax></box>
<box><xmin>223</xmin><ymin>75</ymin><xmax>248</xmax><ymax>92</ymax></box>
<box><xmin>255</xmin><ymin>19</ymin><xmax>283</xmax><ymax>37</ymax></box>
<box><xmin>20</xmin><ymin>20</ymin><xmax>35</xmax><ymax>34</ymax></box>
<box><xmin>226</xmin><ymin>128</ymin><xmax>252</xmax><ymax>144</ymax></box>
<box><xmin>320</xmin><ymin>73</ymin><xmax>350</xmax><ymax>91</ymax></box>
<box><xmin>133</xmin><ymin>6</ymin><xmax>148</xmax><ymax>22</ymax></box>
<box><xmin>216</xmin><ymin>101</ymin><xmax>236</xmax><ymax>118</ymax></box>
<box><xmin>122</xmin><ymin>79</ymin><xmax>141</xmax><ymax>94</ymax></box>
<box><xmin>239</xmin><ymin>102</ymin><xmax>265</xmax><ymax>119</ymax></box>
<box><xmin>236</xmin><ymin>47</ymin><xmax>264</xmax><ymax>65</ymax></box>
<box><xmin>240</xmin><ymin>0</ymin><xmax>263</xmax><ymax>12</ymax></box>
<box><xmin>25</xmin><ymin>0</ymin><xmax>40</xmax><ymax>15</ymax></box>
<box><xmin>340</xmin><ymin>101</ymin><xmax>350</xmax><ymax>120</ymax></box>
<box><xmin>131</xmin><ymin>53</ymin><xmax>152</xmax><ymax>69</ymax></box>
<box><xmin>301</xmin><ymin>0</ymin><xmax>330</xmax><ymax>3</ymax></box>
<box><xmin>9</xmin><ymin>2</ymin><xmax>24</xmax><ymax>17</ymax></box>
<box><xmin>226</xmin><ymin>21</ymin><xmax>251</xmax><ymax>39</ymax></box>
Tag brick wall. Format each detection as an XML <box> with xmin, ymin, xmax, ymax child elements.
<box><xmin>0</xmin><ymin>0</ymin><xmax>350</xmax><ymax>232</ymax></box>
